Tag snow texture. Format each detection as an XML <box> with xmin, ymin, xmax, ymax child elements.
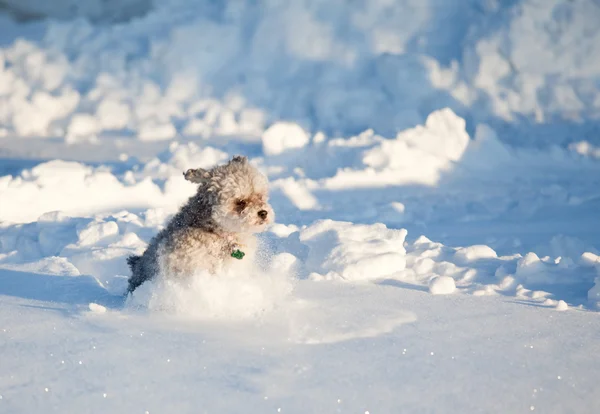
<box><xmin>428</xmin><ymin>276</ymin><xmax>456</xmax><ymax>295</ymax></box>
<box><xmin>0</xmin><ymin>0</ymin><xmax>599</xmax><ymax>147</ymax></box>
<box><xmin>1</xmin><ymin>1</ymin><xmax>600</xmax><ymax>413</ymax></box>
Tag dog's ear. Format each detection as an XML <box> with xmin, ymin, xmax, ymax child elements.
<box><xmin>230</xmin><ymin>155</ymin><xmax>248</xmax><ymax>164</ymax></box>
<box><xmin>183</xmin><ymin>168</ymin><xmax>210</xmax><ymax>184</ymax></box>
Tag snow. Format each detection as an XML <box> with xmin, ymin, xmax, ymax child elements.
<box><xmin>2</xmin><ymin>280</ymin><xmax>600</xmax><ymax>413</ymax></box>
<box><xmin>0</xmin><ymin>0</ymin><xmax>151</xmax><ymax>22</ymax></box>
<box><xmin>299</xmin><ymin>220</ymin><xmax>407</xmax><ymax>282</ymax></box>
<box><xmin>1</xmin><ymin>1</ymin><xmax>600</xmax><ymax>413</ymax></box>
<box><xmin>428</xmin><ymin>276</ymin><xmax>456</xmax><ymax>295</ymax></box>
<box><xmin>262</xmin><ymin>122</ymin><xmax>310</xmax><ymax>156</ymax></box>
<box><xmin>454</xmin><ymin>245</ymin><xmax>498</xmax><ymax>264</ymax></box>
<box><xmin>0</xmin><ymin>0</ymin><xmax>598</xmax><ymax>147</ymax></box>
<box><xmin>555</xmin><ymin>300</ymin><xmax>569</xmax><ymax>311</ymax></box>
<box><xmin>127</xmin><ymin>259</ymin><xmax>295</xmax><ymax>320</ymax></box>
<box><xmin>88</xmin><ymin>302</ymin><xmax>107</xmax><ymax>313</ymax></box>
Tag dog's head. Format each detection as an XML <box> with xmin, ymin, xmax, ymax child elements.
<box><xmin>184</xmin><ymin>155</ymin><xmax>274</xmax><ymax>233</ymax></box>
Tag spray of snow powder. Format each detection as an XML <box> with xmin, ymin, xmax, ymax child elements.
<box><xmin>125</xmin><ymin>251</ymin><xmax>295</xmax><ymax>320</ymax></box>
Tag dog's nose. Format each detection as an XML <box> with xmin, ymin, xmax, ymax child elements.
<box><xmin>258</xmin><ymin>210</ymin><xmax>268</xmax><ymax>219</ymax></box>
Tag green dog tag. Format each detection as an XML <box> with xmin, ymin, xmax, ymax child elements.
<box><xmin>231</xmin><ymin>249</ymin><xmax>245</xmax><ymax>260</ymax></box>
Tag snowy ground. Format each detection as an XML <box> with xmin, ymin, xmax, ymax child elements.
<box><xmin>2</xmin><ymin>1</ymin><xmax>600</xmax><ymax>413</ymax></box>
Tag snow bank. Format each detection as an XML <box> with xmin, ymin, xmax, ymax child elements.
<box><xmin>1</xmin><ymin>0</ymin><xmax>600</xmax><ymax>146</ymax></box>
<box><xmin>267</xmin><ymin>222</ymin><xmax>596</xmax><ymax>307</ymax></box>
<box><xmin>328</xmin><ymin>108</ymin><xmax>470</xmax><ymax>187</ymax></box>
<box><xmin>0</xmin><ymin>211</ymin><xmax>148</xmax><ymax>293</ymax></box>
<box><xmin>0</xmin><ymin>143</ymin><xmax>232</xmax><ymax>223</ymax></box>
<box><xmin>0</xmin><ymin>160</ymin><xmax>175</xmax><ymax>223</ymax></box>
<box><xmin>464</xmin><ymin>0</ymin><xmax>600</xmax><ymax>140</ymax></box>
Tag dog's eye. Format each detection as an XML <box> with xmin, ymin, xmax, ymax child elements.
<box><xmin>235</xmin><ymin>200</ymin><xmax>247</xmax><ymax>210</ymax></box>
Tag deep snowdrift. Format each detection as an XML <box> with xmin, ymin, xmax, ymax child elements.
<box><xmin>1</xmin><ymin>0</ymin><xmax>600</xmax><ymax>146</ymax></box>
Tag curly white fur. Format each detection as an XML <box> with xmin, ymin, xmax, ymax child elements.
<box><xmin>126</xmin><ymin>155</ymin><xmax>274</xmax><ymax>293</ymax></box>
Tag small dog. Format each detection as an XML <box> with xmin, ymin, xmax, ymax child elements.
<box><xmin>126</xmin><ymin>155</ymin><xmax>274</xmax><ymax>293</ymax></box>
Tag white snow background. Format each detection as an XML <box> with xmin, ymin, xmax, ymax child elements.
<box><xmin>1</xmin><ymin>1</ymin><xmax>600</xmax><ymax>413</ymax></box>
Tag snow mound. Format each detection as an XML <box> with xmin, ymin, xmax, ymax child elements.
<box><xmin>454</xmin><ymin>245</ymin><xmax>497</xmax><ymax>264</ymax></box>
<box><xmin>262</xmin><ymin>122</ymin><xmax>310</xmax><ymax>156</ymax></box>
<box><xmin>299</xmin><ymin>220</ymin><xmax>407</xmax><ymax>281</ymax></box>
<box><xmin>429</xmin><ymin>276</ymin><xmax>456</xmax><ymax>295</ymax></box>
<box><xmin>0</xmin><ymin>256</ymin><xmax>80</xmax><ymax>276</ymax></box>
<box><xmin>584</xmin><ymin>252</ymin><xmax>600</xmax><ymax>307</ymax></box>
<box><xmin>465</xmin><ymin>0</ymin><xmax>600</xmax><ymax>145</ymax></box>
<box><xmin>0</xmin><ymin>160</ymin><xmax>168</xmax><ymax>223</ymax></box>
<box><xmin>0</xmin><ymin>211</ymin><xmax>148</xmax><ymax>293</ymax></box>
<box><xmin>515</xmin><ymin>252</ymin><xmax>555</xmax><ymax>284</ymax></box>
<box><xmin>588</xmin><ymin>279</ymin><xmax>600</xmax><ymax>307</ymax></box>
<box><xmin>394</xmin><ymin>108</ymin><xmax>470</xmax><ymax>162</ymax></box>
<box><xmin>570</xmin><ymin>141</ymin><xmax>600</xmax><ymax>159</ymax></box>
<box><xmin>0</xmin><ymin>143</ymin><xmax>231</xmax><ymax>223</ymax></box>
<box><xmin>88</xmin><ymin>302</ymin><xmax>107</xmax><ymax>313</ymax></box>
<box><xmin>328</xmin><ymin>108</ymin><xmax>470</xmax><ymax>187</ymax></box>
<box><xmin>555</xmin><ymin>300</ymin><xmax>569</xmax><ymax>311</ymax></box>
<box><xmin>321</xmin><ymin>107</ymin><xmax>531</xmax><ymax>189</ymax></box>
<box><xmin>126</xmin><ymin>263</ymin><xmax>293</xmax><ymax>320</ymax></box>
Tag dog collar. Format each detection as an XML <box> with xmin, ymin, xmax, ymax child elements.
<box><xmin>231</xmin><ymin>249</ymin><xmax>245</xmax><ymax>260</ymax></box>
